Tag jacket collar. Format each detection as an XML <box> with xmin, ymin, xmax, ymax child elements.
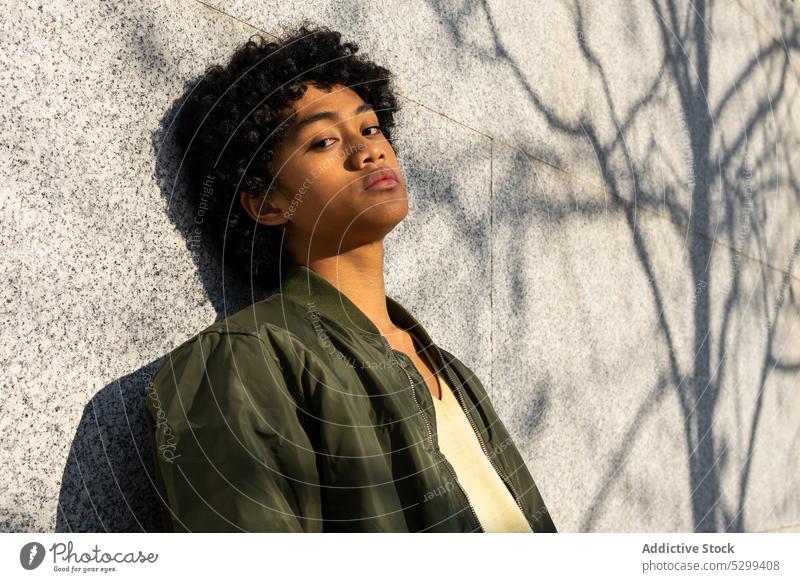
<box><xmin>280</xmin><ymin>263</ymin><xmax>437</xmax><ymax>347</ymax></box>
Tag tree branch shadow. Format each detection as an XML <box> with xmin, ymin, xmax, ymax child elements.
<box><xmin>427</xmin><ymin>0</ymin><xmax>800</xmax><ymax>531</ymax></box>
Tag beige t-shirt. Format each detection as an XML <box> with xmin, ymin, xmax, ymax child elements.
<box><xmin>423</xmin><ymin>349</ymin><xmax>533</xmax><ymax>533</ymax></box>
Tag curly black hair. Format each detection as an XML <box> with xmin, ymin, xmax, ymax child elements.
<box><xmin>173</xmin><ymin>22</ymin><xmax>401</xmax><ymax>291</ymax></box>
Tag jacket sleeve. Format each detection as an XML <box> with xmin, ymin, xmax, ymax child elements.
<box><xmin>145</xmin><ymin>329</ymin><xmax>323</xmax><ymax>532</ymax></box>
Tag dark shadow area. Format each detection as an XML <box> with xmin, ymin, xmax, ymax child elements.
<box><xmin>56</xmin><ymin>362</ymin><xmax>165</xmax><ymax>532</ymax></box>
<box><xmin>56</xmin><ymin>72</ymin><xmax>276</xmax><ymax>531</ymax></box>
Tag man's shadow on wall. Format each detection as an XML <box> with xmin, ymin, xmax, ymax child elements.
<box><xmin>55</xmin><ymin>82</ymin><xmax>274</xmax><ymax>532</ymax></box>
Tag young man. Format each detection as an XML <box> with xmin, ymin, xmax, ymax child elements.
<box><xmin>146</xmin><ymin>23</ymin><xmax>557</xmax><ymax>533</ymax></box>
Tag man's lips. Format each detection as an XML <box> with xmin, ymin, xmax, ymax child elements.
<box><xmin>364</xmin><ymin>168</ymin><xmax>399</xmax><ymax>190</ymax></box>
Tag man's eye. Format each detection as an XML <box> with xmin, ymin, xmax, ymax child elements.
<box><xmin>311</xmin><ymin>126</ymin><xmax>381</xmax><ymax>150</ymax></box>
<box><xmin>311</xmin><ymin>137</ymin><xmax>336</xmax><ymax>149</ymax></box>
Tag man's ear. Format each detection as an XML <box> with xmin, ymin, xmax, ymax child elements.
<box><xmin>239</xmin><ymin>189</ymin><xmax>291</xmax><ymax>227</ymax></box>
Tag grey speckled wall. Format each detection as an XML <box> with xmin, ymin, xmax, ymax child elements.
<box><xmin>2</xmin><ymin>0</ymin><xmax>798</xmax><ymax>532</ymax></box>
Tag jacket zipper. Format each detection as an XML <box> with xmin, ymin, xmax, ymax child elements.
<box><xmin>431</xmin><ymin>343</ymin><xmax>532</xmax><ymax>528</ymax></box>
<box><xmin>380</xmin><ymin>336</ymin><xmax>484</xmax><ymax>532</ymax></box>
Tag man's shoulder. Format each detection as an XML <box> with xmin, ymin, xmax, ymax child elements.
<box><xmin>147</xmin><ymin>293</ymin><xmax>314</xmax><ymax>399</ymax></box>
<box><xmin>203</xmin><ymin>291</ymin><xmax>312</xmax><ymax>339</ymax></box>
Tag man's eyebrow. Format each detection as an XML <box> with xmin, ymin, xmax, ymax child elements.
<box><xmin>292</xmin><ymin>102</ymin><xmax>375</xmax><ymax>132</ymax></box>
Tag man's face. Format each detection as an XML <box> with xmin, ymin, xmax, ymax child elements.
<box><xmin>242</xmin><ymin>82</ymin><xmax>408</xmax><ymax>259</ymax></box>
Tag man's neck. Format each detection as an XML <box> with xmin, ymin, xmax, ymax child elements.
<box><xmin>299</xmin><ymin>241</ymin><xmax>398</xmax><ymax>336</ymax></box>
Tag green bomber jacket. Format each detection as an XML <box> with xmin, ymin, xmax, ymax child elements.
<box><xmin>144</xmin><ymin>263</ymin><xmax>557</xmax><ymax>533</ymax></box>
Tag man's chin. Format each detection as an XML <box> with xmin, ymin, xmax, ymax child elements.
<box><xmin>349</xmin><ymin>203</ymin><xmax>409</xmax><ymax>242</ymax></box>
